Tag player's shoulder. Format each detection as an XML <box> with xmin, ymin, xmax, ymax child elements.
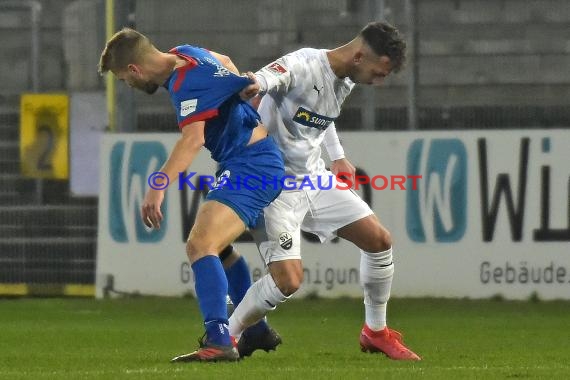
<box><xmin>171</xmin><ymin>44</ymin><xmax>206</xmax><ymax>54</ymax></box>
<box><xmin>279</xmin><ymin>48</ymin><xmax>325</xmax><ymax>73</ymax></box>
<box><xmin>170</xmin><ymin>44</ymin><xmax>214</xmax><ymax>62</ymax></box>
<box><xmin>288</xmin><ymin>47</ymin><xmax>322</xmax><ymax>60</ymax></box>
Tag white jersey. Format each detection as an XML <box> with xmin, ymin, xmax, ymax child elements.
<box><xmin>255</xmin><ymin>48</ymin><xmax>354</xmax><ymax>179</ymax></box>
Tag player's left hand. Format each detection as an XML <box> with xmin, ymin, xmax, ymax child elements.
<box><xmin>330</xmin><ymin>158</ymin><xmax>356</xmax><ymax>179</ymax></box>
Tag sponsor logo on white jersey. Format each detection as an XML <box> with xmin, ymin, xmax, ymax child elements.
<box><xmin>180</xmin><ymin>99</ymin><xmax>198</xmax><ymax>117</ymax></box>
<box><xmin>292</xmin><ymin>107</ymin><xmax>335</xmax><ymax>130</ymax></box>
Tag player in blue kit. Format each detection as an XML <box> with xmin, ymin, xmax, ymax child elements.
<box><xmin>99</xmin><ymin>28</ymin><xmax>284</xmax><ymax>362</ymax></box>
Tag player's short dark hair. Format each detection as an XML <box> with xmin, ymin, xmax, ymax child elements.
<box><xmin>359</xmin><ymin>21</ymin><xmax>406</xmax><ymax>72</ymax></box>
<box><xmin>98</xmin><ymin>27</ymin><xmax>153</xmax><ymax>75</ymax></box>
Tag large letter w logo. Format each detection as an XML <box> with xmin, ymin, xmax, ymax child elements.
<box><xmin>406</xmin><ymin>139</ymin><xmax>467</xmax><ymax>242</ymax></box>
<box><xmin>108</xmin><ymin>141</ymin><xmax>168</xmax><ymax>243</ymax></box>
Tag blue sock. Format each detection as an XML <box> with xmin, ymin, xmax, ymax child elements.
<box><xmin>224</xmin><ymin>256</ymin><xmax>251</xmax><ymax>306</ymax></box>
<box><xmin>192</xmin><ymin>255</ymin><xmax>231</xmax><ymax>346</ymax></box>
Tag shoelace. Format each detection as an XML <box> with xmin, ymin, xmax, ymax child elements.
<box><xmin>386</xmin><ymin>329</ymin><xmax>414</xmax><ymax>354</ymax></box>
<box><xmin>197</xmin><ymin>332</ymin><xmax>236</xmax><ymax>349</ymax></box>
<box><xmin>387</xmin><ymin>328</ymin><xmax>403</xmax><ymax>343</ymax></box>
<box><xmin>197</xmin><ymin>332</ymin><xmax>207</xmax><ymax>348</ymax></box>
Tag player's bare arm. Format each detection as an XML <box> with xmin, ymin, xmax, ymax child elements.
<box><xmin>322</xmin><ymin>124</ymin><xmax>355</xmax><ymax>177</ymax></box>
<box><xmin>210</xmin><ymin>51</ymin><xmax>240</xmax><ymax>75</ymax></box>
<box><xmin>141</xmin><ymin>121</ymin><xmax>205</xmax><ymax>229</ymax></box>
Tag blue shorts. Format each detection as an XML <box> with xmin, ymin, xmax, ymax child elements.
<box><xmin>206</xmin><ymin>136</ymin><xmax>284</xmax><ymax>229</ymax></box>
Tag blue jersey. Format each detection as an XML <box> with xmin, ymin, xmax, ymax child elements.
<box><xmin>165</xmin><ymin>45</ymin><xmax>261</xmax><ymax>163</ymax></box>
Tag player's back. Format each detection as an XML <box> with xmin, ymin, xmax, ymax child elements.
<box><xmin>165</xmin><ymin>45</ymin><xmax>260</xmax><ymax>163</ymax></box>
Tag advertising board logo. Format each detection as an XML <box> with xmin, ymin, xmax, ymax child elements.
<box><xmin>109</xmin><ymin>141</ymin><xmax>168</xmax><ymax>243</ymax></box>
<box><xmin>406</xmin><ymin>139</ymin><xmax>467</xmax><ymax>242</ymax></box>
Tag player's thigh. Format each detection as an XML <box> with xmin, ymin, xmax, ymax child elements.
<box><xmin>251</xmin><ymin>191</ymin><xmax>308</xmax><ymax>264</ymax></box>
<box><xmin>188</xmin><ymin>200</ymin><xmax>246</xmax><ymax>254</ymax></box>
<box><xmin>302</xmin><ymin>184</ymin><xmax>373</xmax><ymax>242</ymax></box>
<box><xmin>336</xmin><ymin>213</ymin><xmax>391</xmax><ymax>252</ymax></box>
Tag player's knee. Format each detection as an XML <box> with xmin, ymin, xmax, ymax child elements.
<box><xmin>185</xmin><ymin>238</ymin><xmax>203</xmax><ymax>262</ymax></box>
<box><xmin>378</xmin><ymin>227</ymin><xmax>392</xmax><ymax>251</ymax></box>
<box><xmin>364</xmin><ymin>226</ymin><xmax>392</xmax><ymax>253</ymax></box>
<box><xmin>277</xmin><ymin>281</ymin><xmax>301</xmax><ymax>296</ymax></box>
<box><xmin>275</xmin><ymin>271</ymin><xmax>303</xmax><ymax>296</ymax></box>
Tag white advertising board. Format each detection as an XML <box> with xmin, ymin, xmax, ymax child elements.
<box><xmin>96</xmin><ymin>130</ymin><xmax>570</xmax><ymax>300</ymax></box>
<box><xmin>70</xmin><ymin>92</ymin><xmax>106</xmax><ymax>196</ymax></box>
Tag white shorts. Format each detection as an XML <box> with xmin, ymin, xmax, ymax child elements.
<box><xmin>251</xmin><ymin>173</ymin><xmax>373</xmax><ymax>264</ymax></box>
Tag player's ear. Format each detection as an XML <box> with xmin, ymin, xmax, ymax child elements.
<box><xmin>353</xmin><ymin>51</ymin><xmax>364</xmax><ymax>65</ymax></box>
<box><xmin>127</xmin><ymin>63</ymin><xmax>140</xmax><ymax>75</ymax></box>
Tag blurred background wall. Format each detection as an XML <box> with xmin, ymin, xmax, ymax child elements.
<box><xmin>2</xmin><ymin>0</ymin><xmax>569</xmax><ymax>128</ymax></box>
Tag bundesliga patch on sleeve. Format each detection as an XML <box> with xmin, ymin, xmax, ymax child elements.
<box><xmin>266</xmin><ymin>62</ymin><xmax>287</xmax><ymax>75</ymax></box>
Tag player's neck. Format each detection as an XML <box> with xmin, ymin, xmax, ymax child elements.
<box><xmin>327</xmin><ymin>49</ymin><xmax>348</xmax><ymax>79</ymax></box>
<box><xmin>151</xmin><ymin>52</ymin><xmax>179</xmax><ymax>85</ymax></box>
<box><xmin>327</xmin><ymin>40</ymin><xmax>357</xmax><ymax>79</ymax></box>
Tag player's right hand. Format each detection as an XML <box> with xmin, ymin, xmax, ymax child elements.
<box><xmin>141</xmin><ymin>189</ymin><xmax>165</xmax><ymax>229</ymax></box>
<box><xmin>331</xmin><ymin>158</ymin><xmax>356</xmax><ymax>179</ymax></box>
<box><xmin>239</xmin><ymin>72</ymin><xmax>260</xmax><ymax>101</ymax></box>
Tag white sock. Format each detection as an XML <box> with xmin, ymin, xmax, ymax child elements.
<box><xmin>229</xmin><ymin>273</ymin><xmax>288</xmax><ymax>339</ymax></box>
<box><xmin>360</xmin><ymin>247</ymin><xmax>394</xmax><ymax>331</ymax></box>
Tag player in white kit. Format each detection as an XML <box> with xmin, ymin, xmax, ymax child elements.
<box><xmin>229</xmin><ymin>21</ymin><xmax>420</xmax><ymax>360</ymax></box>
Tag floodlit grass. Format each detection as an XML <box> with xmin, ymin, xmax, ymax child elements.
<box><xmin>0</xmin><ymin>297</ymin><xmax>569</xmax><ymax>379</ymax></box>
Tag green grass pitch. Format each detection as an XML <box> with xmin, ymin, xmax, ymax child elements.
<box><xmin>0</xmin><ymin>297</ymin><xmax>569</xmax><ymax>379</ymax></box>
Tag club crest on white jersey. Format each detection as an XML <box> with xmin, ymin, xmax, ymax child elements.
<box><xmin>279</xmin><ymin>232</ymin><xmax>293</xmax><ymax>250</ymax></box>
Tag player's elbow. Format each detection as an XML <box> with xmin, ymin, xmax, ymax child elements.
<box><xmin>191</xmin><ymin>135</ymin><xmax>205</xmax><ymax>149</ymax></box>
<box><xmin>180</xmin><ymin>131</ymin><xmax>205</xmax><ymax>151</ymax></box>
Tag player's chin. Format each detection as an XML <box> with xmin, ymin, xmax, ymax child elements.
<box><xmin>143</xmin><ymin>83</ymin><xmax>159</xmax><ymax>94</ymax></box>
<box><xmin>352</xmin><ymin>76</ymin><xmax>373</xmax><ymax>86</ymax></box>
